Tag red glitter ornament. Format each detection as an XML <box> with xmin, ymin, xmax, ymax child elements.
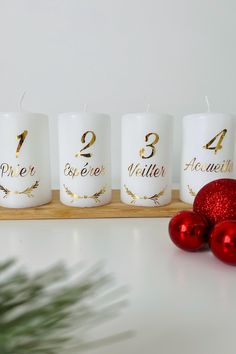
<box><xmin>210</xmin><ymin>220</ymin><xmax>236</xmax><ymax>265</ymax></box>
<box><xmin>168</xmin><ymin>210</ymin><xmax>209</xmax><ymax>252</ymax></box>
<box><xmin>193</xmin><ymin>179</ymin><xmax>236</xmax><ymax>226</ymax></box>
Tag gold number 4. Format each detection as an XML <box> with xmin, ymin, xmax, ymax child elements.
<box><xmin>139</xmin><ymin>132</ymin><xmax>159</xmax><ymax>159</ymax></box>
<box><xmin>203</xmin><ymin>129</ymin><xmax>227</xmax><ymax>154</ymax></box>
<box><xmin>16</xmin><ymin>130</ymin><xmax>28</xmax><ymax>158</ymax></box>
<box><xmin>75</xmin><ymin>131</ymin><xmax>96</xmax><ymax>158</ymax></box>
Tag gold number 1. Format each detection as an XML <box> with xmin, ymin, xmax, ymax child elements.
<box><xmin>16</xmin><ymin>130</ymin><xmax>28</xmax><ymax>158</ymax></box>
<box><xmin>203</xmin><ymin>129</ymin><xmax>227</xmax><ymax>154</ymax></box>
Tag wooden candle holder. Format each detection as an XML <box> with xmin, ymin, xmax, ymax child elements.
<box><xmin>0</xmin><ymin>190</ymin><xmax>191</xmax><ymax>220</ymax></box>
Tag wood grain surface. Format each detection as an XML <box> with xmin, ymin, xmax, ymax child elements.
<box><xmin>0</xmin><ymin>190</ymin><xmax>191</xmax><ymax>220</ymax></box>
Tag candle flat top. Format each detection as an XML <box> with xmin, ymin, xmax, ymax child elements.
<box><xmin>0</xmin><ymin>112</ymin><xmax>48</xmax><ymax>119</ymax></box>
<box><xmin>122</xmin><ymin>113</ymin><xmax>173</xmax><ymax>120</ymax></box>
<box><xmin>58</xmin><ymin>112</ymin><xmax>110</xmax><ymax>119</ymax></box>
<box><xmin>183</xmin><ymin>112</ymin><xmax>235</xmax><ymax>120</ymax></box>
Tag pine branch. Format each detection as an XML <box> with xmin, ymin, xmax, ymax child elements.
<box><xmin>0</xmin><ymin>259</ymin><xmax>128</xmax><ymax>354</ymax></box>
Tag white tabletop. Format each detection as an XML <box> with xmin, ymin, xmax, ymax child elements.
<box><xmin>0</xmin><ymin>218</ymin><xmax>235</xmax><ymax>354</ymax></box>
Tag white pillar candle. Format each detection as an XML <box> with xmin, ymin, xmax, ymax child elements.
<box><xmin>0</xmin><ymin>112</ymin><xmax>52</xmax><ymax>208</ymax></box>
<box><xmin>121</xmin><ymin>113</ymin><xmax>173</xmax><ymax>207</ymax></box>
<box><xmin>180</xmin><ymin>113</ymin><xmax>235</xmax><ymax>204</ymax></box>
<box><xmin>58</xmin><ymin>113</ymin><xmax>112</xmax><ymax>207</ymax></box>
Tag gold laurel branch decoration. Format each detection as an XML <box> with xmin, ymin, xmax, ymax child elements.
<box><xmin>0</xmin><ymin>185</ymin><xmax>11</xmax><ymax>198</ymax></box>
<box><xmin>124</xmin><ymin>184</ymin><xmax>166</xmax><ymax>205</ymax></box>
<box><xmin>92</xmin><ymin>186</ymin><xmax>107</xmax><ymax>203</ymax></box>
<box><xmin>0</xmin><ymin>181</ymin><xmax>40</xmax><ymax>199</ymax></box>
<box><xmin>63</xmin><ymin>185</ymin><xmax>81</xmax><ymax>201</ymax></box>
<box><xmin>18</xmin><ymin>180</ymin><xmax>40</xmax><ymax>197</ymax></box>
<box><xmin>187</xmin><ymin>185</ymin><xmax>196</xmax><ymax>197</ymax></box>
<box><xmin>123</xmin><ymin>185</ymin><xmax>140</xmax><ymax>204</ymax></box>
<box><xmin>148</xmin><ymin>188</ymin><xmax>166</xmax><ymax>205</ymax></box>
<box><xmin>63</xmin><ymin>185</ymin><xmax>107</xmax><ymax>203</ymax></box>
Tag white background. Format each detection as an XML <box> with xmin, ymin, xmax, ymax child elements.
<box><xmin>0</xmin><ymin>0</ymin><xmax>236</xmax><ymax>188</ymax></box>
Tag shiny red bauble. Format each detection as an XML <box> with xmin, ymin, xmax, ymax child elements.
<box><xmin>168</xmin><ymin>210</ymin><xmax>209</xmax><ymax>252</ymax></box>
<box><xmin>193</xmin><ymin>178</ymin><xmax>236</xmax><ymax>226</ymax></box>
<box><xmin>210</xmin><ymin>220</ymin><xmax>236</xmax><ymax>265</ymax></box>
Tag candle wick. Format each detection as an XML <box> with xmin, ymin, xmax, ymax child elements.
<box><xmin>83</xmin><ymin>103</ymin><xmax>87</xmax><ymax>112</ymax></box>
<box><xmin>205</xmin><ymin>96</ymin><xmax>211</xmax><ymax>113</ymax></box>
<box><xmin>146</xmin><ymin>104</ymin><xmax>150</xmax><ymax>113</ymax></box>
<box><xmin>19</xmin><ymin>91</ymin><xmax>27</xmax><ymax>112</ymax></box>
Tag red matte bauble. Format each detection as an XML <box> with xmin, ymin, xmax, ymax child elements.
<box><xmin>168</xmin><ymin>210</ymin><xmax>209</xmax><ymax>252</ymax></box>
<box><xmin>210</xmin><ymin>220</ymin><xmax>236</xmax><ymax>265</ymax></box>
<box><xmin>193</xmin><ymin>179</ymin><xmax>236</xmax><ymax>226</ymax></box>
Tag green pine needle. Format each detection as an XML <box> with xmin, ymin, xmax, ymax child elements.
<box><xmin>0</xmin><ymin>259</ymin><xmax>128</xmax><ymax>354</ymax></box>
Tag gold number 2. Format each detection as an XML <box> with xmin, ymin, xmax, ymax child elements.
<box><xmin>75</xmin><ymin>131</ymin><xmax>96</xmax><ymax>158</ymax></box>
<box><xmin>16</xmin><ymin>130</ymin><xmax>28</xmax><ymax>158</ymax></box>
<box><xmin>139</xmin><ymin>132</ymin><xmax>159</xmax><ymax>159</ymax></box>
<box><xmin>203</xmin><ymin>129</ymin><xmax>227</xmax><ymax>154</ymax></box>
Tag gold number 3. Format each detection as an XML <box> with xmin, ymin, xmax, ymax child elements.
<box><xmin>75</xmin><ymin>131</ymin><xmax>96</xmax><ymax>158</ymax></box>
<box><xmin>139</xmin><ymin>132</ymin><xmax>159</xmax><ymax>159</ymax></box>
<box><xmin>203</xmin><ymin>129</ymin><xmax>227</xmax><ymax>154</ymax></box>
<box><xmin>16</xmin><ymin>130</ymin><xmax>28</xmax><ymax>158</ymax></box>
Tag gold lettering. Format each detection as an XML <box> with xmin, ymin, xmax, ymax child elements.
<box><xmin>184</xmin><ymin>157</ymin><xmax>233</xmax><ymax>173</ymax></box>
<box><xmin>63</xmin><ymin>162</ymin><xmax>105</xmax><ymax>178</ymax></box>
<box><xmin>0</xmin><ymin>163</ymin><xmax>36</xmax><ymax>178</ymax></box>
<box><xmin>127</xmin><ymin>163</ymin><xmax>166</xmax><ymax>178</ymax></box>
